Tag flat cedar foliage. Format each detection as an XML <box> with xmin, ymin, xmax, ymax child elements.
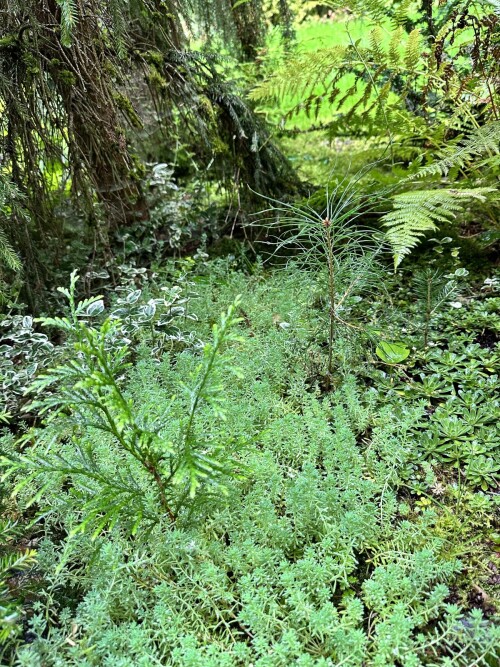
<box><xmin>0</xmin><ymin>1</ymin><xmax>499</xmax><ymax>665</ymax></box>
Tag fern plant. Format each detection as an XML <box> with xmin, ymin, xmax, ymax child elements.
<box><xmin>250</xmin><ymin>17</ymin><xmax>426</xmax><ymax>141</ymax></box>
<box><xmin>412</xmin><ymin>121</ymin><xmax>500</xmax><ymax>181</ymax></box>
<box><xmin>55</xmin><ymin>0</ymin><xmax>78</xmax><ymax>47</ymax></box>
<box><xmin>252</xmin><ymin>0</ymin><xmax>498</xmax><ymax>137</ymax></box>
<box><xmin>380</xmin><ymin>121</ymin><xmax>500</xmax><ymax>264</ymax></box>
<box><xmin>381</xmin><ymin>187</ymin><xmax>496</xmax><ymax>268</ymax></box>
<box><xmin>1</xmin><ymin>272</ymin><xmax>245</xmax><ymax>537</ymax></box>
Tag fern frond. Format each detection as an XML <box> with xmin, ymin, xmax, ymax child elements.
<box><xmin>404</xmin><ymin>29</ymin><xmax>421</xmax><ymax>70</ymax></box>
<box><xmin>250</xmin><ymin>46</ymin><xmax>347</xmax><ymax>105</ymax></box>
<box><xmin>393</xmin><ymin>0</ymin><xmax>413</xmax><ymax>27</ymax></box>
<box><xmin>382</xmin><ymin>188</ymin><xmax>497</xmax><ymax>268</ymax></box>
<box><xmin>324</xmin><ymin>0</ymin><xmax>387</xmax><ymax>23</ymax></box>
<box><xmin>109</xmin><ymin>0</ymin><xmax>127</xmax><ymax>58</ymax></box>
<box><xmin>388</xmin><ymin>27</ymin><xmax>404</xmax><ymax>66</ymax></box>
<box><xmin>370</xmin><ymin>26</ymin><xmax>386</xmax><ymax>64</ymax></box>
<box><xmin>250</xmin><ymin>26</ymin><xmax>424</xmax><ymax>130</ymax></box>
<box><xmin>412</xmin><ymin>121</ymin><xmax>500</xmax><ymax>180</ymax></box>
<box><xmin>56</xmin><ymin>0</ymin><xmax>78</xmax><ymax>47</ymax></box>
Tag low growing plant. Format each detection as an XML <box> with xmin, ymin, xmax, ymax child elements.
<box><xmin>2</xmin><ymin>272</ymin><xmax>245</xmax><ymax>537</ymax></box>
<box><xmin>412</xmin><ymin>267</ymin><xmax>467</xmax><ymax>347</ymax></box>
<box><xmin>0</xmin><ymin>519</ymin><xmax>36</xmax><ymax>648</ymax></box>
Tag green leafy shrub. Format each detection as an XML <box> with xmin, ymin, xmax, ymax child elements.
<box><xmin>0</xmin><ymin>271</ymin><xmax>198</xmax><ymax>419</ymax></box>
<box><xmin>107</xmin><ymin>280</ymin><xmax>199</xmax><ymax>358</ymax></box>
<box><xmin>0</xmin><ymin>315</ymin><xmax>55</xmax><ymax>416</ymax></box>
<box><xmin>2</xmin><ymin>272</ymin><xmax>245</xmax><ymax>537</ymax></box>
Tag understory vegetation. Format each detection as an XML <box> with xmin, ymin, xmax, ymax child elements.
<box><xmin>1</xmin><ymin>1</ymin><xmax>499</xmax><ymax>665</ymax></box>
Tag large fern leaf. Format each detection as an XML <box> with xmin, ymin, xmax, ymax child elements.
<box><xmin>413</xmin><ymin>121</ymin><xmax>500</xmax><ymax>180</ymax></box>
<box><xmin>56</xmin><ymin>0</ymin><xmax>78</xmax><ymax>47</ymax></box>
<box><xmin>249</xmin><ymin>24</ymin><xmax>423</xmax><ymax>132</ymax></box>
<box><xmin>382</xmin><ymin>188</ymin><xmax>497</xmax><ymax>268</ymax></box>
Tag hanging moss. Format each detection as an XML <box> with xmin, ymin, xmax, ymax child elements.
<box><xmin>22</xmin><ymin>53</ymin><xmax>40</xmax><ymax>76</ymax></box>
<box><xmin>143</xmin><ymin>50</ymin><xmax>164</xmax><ymax>67</ymax></box>
<box><xmin>112</xmin><ymin>92</ymin><xmax>143</xmax><ymax>129</ymax></box>
<box><xmin>211</xmin><ymin>136</ymin><xmax>229</xmax><ymax>154</ymax></box>
<box><xmin>147</xmin><ymin>68</ymin><xmax>168</xmax><ymax>92</ymax></box>
<box><xmin>130</xmin><ymin>153</ymin><xmax>147</xmax><ymax>181</ymax></box>
<box><xmin>0</xmin><ymin>34</ymin><xmax>18</xmax><ymax>49</ymax></box>
<box><xmin>57</xmin><ymin>70</ymin><xmax>77</xmax><ymax>86</ymax></box>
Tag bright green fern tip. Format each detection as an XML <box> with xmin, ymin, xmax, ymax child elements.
<box><xmin>382</xmin><ymin>187</ymin><xmax>497</xmax><ymax>268</ymax></box>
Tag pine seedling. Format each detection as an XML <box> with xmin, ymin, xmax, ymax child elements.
<box><xmin>253</xmin><ymin>170</ymin><xmax>387</xmax><ymax>380</ymax></box>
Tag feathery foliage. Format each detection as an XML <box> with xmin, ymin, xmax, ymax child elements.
<box><xmin>412</xmin><ymin>121</ymin><xmax>500</xmax><ymax>180</ymax></box>
<box><xmin>382</xmin><ymin>188</ymin><xmax>497</xmax><ymax>268</ymax></box>
<box><xmin>251</xmin><ymin>0</ymin><xmax>499</xmax><ymax>144</ymax></box>
<box><xmin>1</xmin><ymin>264</ymin><xmax>499</xmax><ymax>663</ymax></box>
<box><xmin>0</xmin><ymin>520</ymin><xmax>36</xmax><ymax>644</ymax></box>
<box><xmin>55</xmin><ymin>0</ymin><xmax>78</xmax><ymax>47</ymax></box>
<box><xmin>0</xmin><ymin>229</ymin><xmax>20</xmax><ymax>274</ymax></box>
<box><xmin>2</xmin><ymin>272</ymin><xmax>245</xmax><ymax>537</ymax></box>
<box><xmin>0</xmin><ymin>178</ymin><xmax>23</xmax><ymax>273</ymax></box>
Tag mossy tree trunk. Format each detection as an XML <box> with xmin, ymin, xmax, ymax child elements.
<box><xmin>35</xmin><ymin>0</ymin><xmax>145</xmax><ymax>226</ymax></box>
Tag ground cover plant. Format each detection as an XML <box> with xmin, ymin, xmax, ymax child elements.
<box><xmin>1</xmin><ymin>1</ymin><xmax>499</xmax><ymax>665</ymax></box>
<box><xmin>1</xmin><ymin>259</ymin><xmax>500</xmax><ymax>665</ymax></box>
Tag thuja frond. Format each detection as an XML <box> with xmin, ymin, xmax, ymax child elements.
<box><xmin>382</xmin><ymin>188</ymin><xmax>497</xmax><ymax>268</ymax></box>
<box><xmin>176</xmin><ymin>297</ymin><xmax>244</xmax><ymax>498</ymax></box>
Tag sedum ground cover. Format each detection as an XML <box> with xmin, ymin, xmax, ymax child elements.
<box><xmin>1</xmin><ymin>257</ymin><xmax>499</xmax><ymax>666</ymax></box>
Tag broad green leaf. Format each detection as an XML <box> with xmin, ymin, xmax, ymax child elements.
<box><xmin>376</xmin><ymin>340</ymin><xmax>410</xmax><ymax>364</ymax></box>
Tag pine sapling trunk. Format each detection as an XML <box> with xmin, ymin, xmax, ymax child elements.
<box><xmin>323</xmin><ymin>220</ymin><xmax>336</xmax><ymax>378</ymax></box>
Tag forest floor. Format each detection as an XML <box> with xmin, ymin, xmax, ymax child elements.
<box><xmin>3</xmin><ymin>250</ymin><xmax>499</xmax><ymax>665</ymax></box>
<box><xmin>1</xmin><ymin>15</ymin><xmax>500</xmax><ymax>666</ymax></box>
